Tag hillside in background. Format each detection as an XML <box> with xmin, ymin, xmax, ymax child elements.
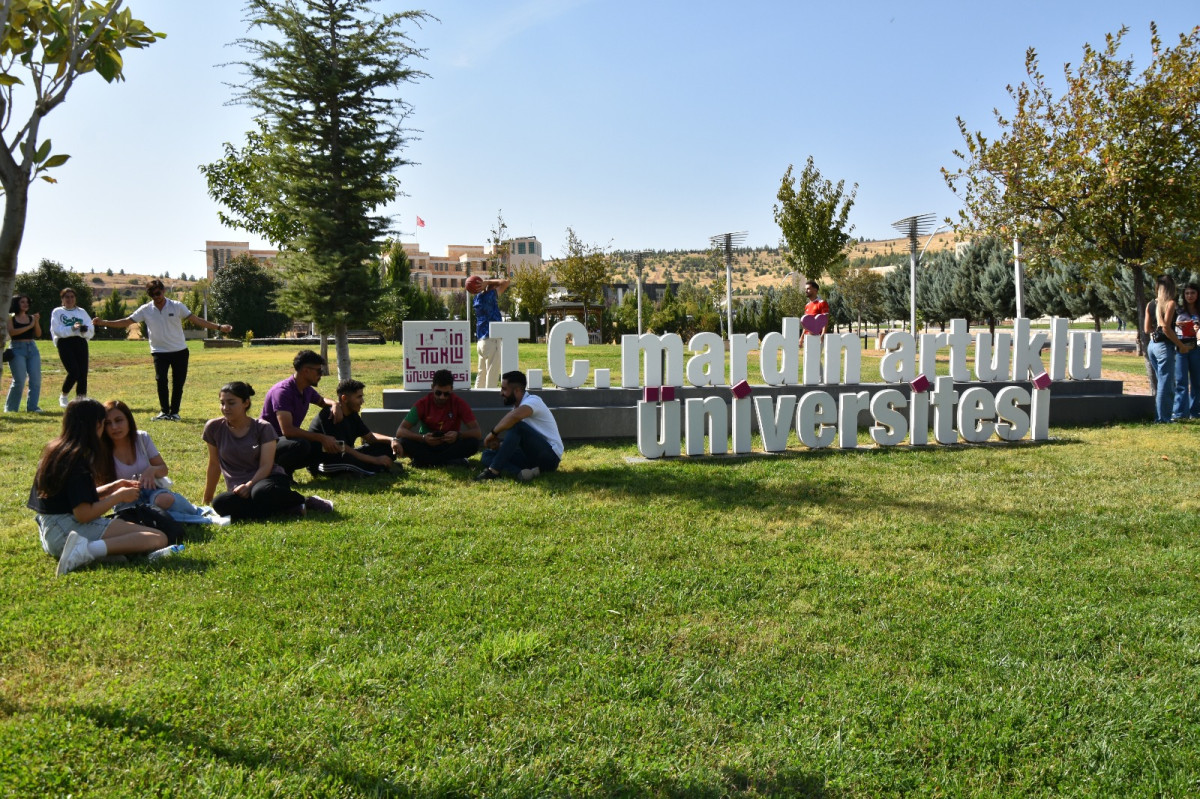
<box><xmin>75</xmin><ymin>270</ymin><xmax>201</xmax><ymax>304</ymax></box>
<box><xmin>66</xmin><ymin>232</ymin><xmax>959</xmax><ymax>304</ymax></box>
<box><xmin>611</xmin><ymin>232</ymin><xmax>957</xmax><ymax>295</ymax></box>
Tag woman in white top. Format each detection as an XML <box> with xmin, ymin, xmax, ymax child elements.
<box><xmin>99</xmin><ymin>399</ymin><xmax>224</xmax><ymax>525</ymax></box>
<box><xmin>49</xmin><ymin>287</ymin><xmax>94</xmax><ymax>407</ymax></box>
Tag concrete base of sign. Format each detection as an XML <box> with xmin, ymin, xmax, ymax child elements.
<box><xmin>362</xmin><ymin>379</ymin><xmax>1150</xmax><ymax>442</ymax></box>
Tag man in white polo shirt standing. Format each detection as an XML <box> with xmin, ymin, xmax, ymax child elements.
<box><xmin>95</xmin><ymin>279</ymin><xmax>232</xmax><ymax>420</ymax></box>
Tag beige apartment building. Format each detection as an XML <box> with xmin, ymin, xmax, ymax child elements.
<box><xmin>404</xmin><ymin>236</ymin><xmax>542</xmax><ymax>293</ymax></box>
<box><xmin>205</xmin><ymin>240</ymin><xmax>278</xmax><ymax>281</ymax></box>
<box><xmin>206</xmin><ymin>237</ymin><xmax>542</xmax><ymax>295</ymax></box>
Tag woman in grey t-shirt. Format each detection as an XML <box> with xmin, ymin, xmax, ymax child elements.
<box><xmin>202</xmin><ymin>382</ymin><xmax>333</xmax><ymax>520</ymax></box>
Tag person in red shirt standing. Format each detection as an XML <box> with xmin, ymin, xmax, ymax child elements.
<box><xmin>802</xmin><ymin>280</ymin><xmax>830</xmax><ymax>343</ymax></box>
<box><xmin>803</xmin><ymin>280</ymin><xmax>830</xmax><ymax>317</ymax></box>
<box><xmin>391</xmin><ymin>369</ymin><xmax>483</xmax><ymax>467</ymax></box>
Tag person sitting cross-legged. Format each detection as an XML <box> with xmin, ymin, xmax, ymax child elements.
<box><xmin>309</xmin><ymin>378</ymin><xmax>399</xmax><ymax>477</ymax></box>
<box><xmin>260</xmin><ymin>349</ymin><xmax>342</xmax><ymax>479</ymax></box>
<box><xmin>475</xmin><ymin>370</ymin><xmax>563</xmax><ymax>483</ymax></box>
<box><xmin>202</xmin><ymin>381</ymin><xmax>333</xmax><ymax>520</ymax></box>
<box><xmin>391</xmin><ymin>369</ymin><xmax>482</xmax><ymax>468</ymax></box>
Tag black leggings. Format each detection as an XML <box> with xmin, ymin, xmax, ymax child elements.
<box><xmin>211</xmin><ymin>474</ymin><xmax>304</xmax><ymax>520</ymax></box>
<box><xmin>152</xmin><ymin>348</ymin><xmax>190</xmax><ymax>415</ymax></box>
<box><xmin>56</xmin><ymin>337</ymin><xmax>89</xmax><ymax>396</ymax></box>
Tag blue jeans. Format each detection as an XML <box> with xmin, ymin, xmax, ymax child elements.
<box><xmin>1173</xmin><ymin>343</ymin><xmax>1200</xmax><ymax>419</ymax></box>
<box><xmin>116</xmin><ymin>488</ymin><xmax>205</xmax><ymax>521</ymax></box>
<box><xmin>1148</xmin><ymin>340</ymin><xmax>1177</xmax><ymax>422</ymax></box>
<box><xmin>480</xmin><ymin>421</ymin><xmax>561</xmax><ymax>476</ymax></box>
<box><xmin>5</xmin><ymin>339</ymin><xmax>42</xmax><ymax>411</ymax></box>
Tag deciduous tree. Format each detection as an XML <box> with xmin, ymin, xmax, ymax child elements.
<box><xmin>0</xmin><ymin>1</ymin><xmax>163</xmax><ymax>340</ymax></box>
<box><xmin>15</xmin><ymin>258</ymin><xmax>93</xmax><ymax>334</ymax></box>
<box><xmin>209</xmin><ymin>254</ymin><xmax>291</xmax><ymax>338</ymax></box>
<box><xmin>509</xmin><ymin>262</ymin><xmax>551</xmax><ymax>340</ymax></box>
<box><xmin>552</xmin><ymin>227</ymin><xmax>611</xmax><ymax>332</ymax></box>
<box><xmin>836</xmin><ymin>265</ymin><xmax>885</xmax><ymax>332</ymax></box>
<box><xmin>773</xmin><ymin>156</ymin><xmax>857</xmax><ymax>284</ymax></box>
<box><xmin>944</xmin><ymin>23</ymin><xmax>1200</xmax><ymax>350</ymax></box>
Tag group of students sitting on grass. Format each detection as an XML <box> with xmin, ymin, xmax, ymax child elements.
<box><xmin>31</xmin><ymin>350</ymin><xmax>565</xmax><ymax>576</ymax></box>
<box><xmin>29</xmin><ymin>387</ymin><xmax>339</xmax><ymax>577</ymax></box>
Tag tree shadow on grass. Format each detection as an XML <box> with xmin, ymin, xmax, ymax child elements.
<box><xmin>290</xmin><ymin>467</ymin><xmax>425</xmax><ymax>497</ymax></box>
<box><xmin>70</xmin><ymin>703</ymin><xmax>839</xmax><ymax>797</ymax></box>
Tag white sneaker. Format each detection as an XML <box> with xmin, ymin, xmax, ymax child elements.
<box><xmin>59</xmin><ymin>394</ymin><xmax>69</xmax><ymax>408</ymax></box>
<box><xmin>147</xmin><ymin>544</ymin><xmax>185</xmax><ymax>561</ymax></box>
<box><xmin>517</xmin><ymin>466</ymin><xmax>540</xmax><ymax>483</ymax></box>
<box><xmin>56</xmin><ymin>531</ymin><xmax>95</xmax><ymax>576</ymax></box>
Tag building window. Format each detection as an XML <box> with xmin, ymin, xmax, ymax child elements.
<box><xmin>517</xmin><ymin>242</ymin><xmax>526</xmax><ymax>255</ymax></box>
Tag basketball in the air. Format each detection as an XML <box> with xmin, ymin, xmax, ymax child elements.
<box><xmin>465</xmin><ymin>275</ymin><xmax>484</xmax><ymax>294</ymax></box>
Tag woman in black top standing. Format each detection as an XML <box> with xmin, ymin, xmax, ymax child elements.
<box><xmin>5</xmin><ymin>293</ymin><xmax>42</xmax><ymax>412</ymax></box>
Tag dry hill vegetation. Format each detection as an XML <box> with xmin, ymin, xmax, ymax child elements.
<box><xmin>613</xmin><ymin>232</ymin><xmax>957</xmax><ymax>295</ymax></box>
<box><xmin>81</xmin><ymin>270</ymin><xmax>201</xmax><ymax>302</ymax></box>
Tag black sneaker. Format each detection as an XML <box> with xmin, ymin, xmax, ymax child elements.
<box><xmin>473</xmin><ymin>469</ymin><xmax>501</xmax><ymax>481</ymax></box>
<box><xmin>151</xmin><ymin>412</ymin><xmax>171</xmax><ymax>421</ymax></box>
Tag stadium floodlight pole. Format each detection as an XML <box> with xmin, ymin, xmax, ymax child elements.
<box><xmin>632</xmin><ymin>251</ymin><xmax>650</xmax><ymax>335</ymax></box>
<box><xmin>891</xmin><ymin>214</ymin><xmax>937</xmax><ymax>333</ymax></box>
<box><xmin>709</xmin><ymin>231</ymin><xmax>747</xmax><ymax>340</ymax></box>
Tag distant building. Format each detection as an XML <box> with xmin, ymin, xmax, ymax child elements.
<box><xmin>204</xmin><ymin>236</ymin><xmax>543</xmax><ymax>295</ymax></box>
<box><xmin>205</xmin><ymin>240</ymin><xmax>277</xmax><ymax>281</ymax></box>
<box><xmin>403</xmin><ymin>237</ymin><xmax>542</xmax><ymax>294</ymax></box>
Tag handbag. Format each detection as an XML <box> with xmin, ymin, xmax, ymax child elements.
<box><xmin>2</xmin><ymin>346</ymin><xmax>12</xmax><ymax>363</ymax></box>
<box><xmin>137</xmin><ymin>433</ymin><xmax>174</xmax><ymax>489</ymax></box>
<box><xmin>115</xmin><ymin>503</ymin><xmax>185</xmax><ymax>546</ymax></box>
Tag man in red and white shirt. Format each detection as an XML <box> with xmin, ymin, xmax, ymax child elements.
<box><xmin>391</xmin><ymin>369</ymin><xmax>482</xmax><ymax>467</ymax></box>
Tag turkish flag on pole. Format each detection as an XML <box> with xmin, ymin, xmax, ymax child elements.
<box><xmin>416</xmin><ymin>216</ymin><xmax>425</xmax><ymax>228</ymax></box>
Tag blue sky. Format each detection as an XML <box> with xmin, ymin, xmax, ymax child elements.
<box><xmin>14</xmin><ymin>0</ymin><xmax>1196</xmax><ymax>279</ymax></box>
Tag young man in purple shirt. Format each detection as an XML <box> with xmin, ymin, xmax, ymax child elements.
<box><xmin>260</xmin><ymin>350</ymin><xmax>342</xmax><ymax>478</ymax></box>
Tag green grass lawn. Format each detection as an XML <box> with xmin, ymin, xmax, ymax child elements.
<box><xmin>1</xmin><ymin>341</ymin><xmax>1195</xmax><ymax>797</ymax></box>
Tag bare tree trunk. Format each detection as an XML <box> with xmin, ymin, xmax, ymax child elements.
<box><xmin>0</xmin><ymin>174</ymin><xmax>30</xmax><ymax>350</ymax></box>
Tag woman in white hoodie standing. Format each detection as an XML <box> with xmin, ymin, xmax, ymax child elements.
<box><xmin>49</xmin><ymin>287</ymin><xmax>95</xmax><ymax>407</ymax></box>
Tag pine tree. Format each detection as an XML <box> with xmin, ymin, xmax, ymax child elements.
<box><xmin>221</xmin><ymin>0</ymin><xmax>429</xmax><ymax>378</ymax></box>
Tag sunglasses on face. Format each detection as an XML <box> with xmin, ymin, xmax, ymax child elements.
<box><xmin>433</xmin><ymin>389</ymin><xmax>452</xmax><ymax>397</ymax></box>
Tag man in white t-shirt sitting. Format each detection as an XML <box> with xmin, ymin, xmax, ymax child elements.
<box><xmin>95</xmin><ymin>279</ymin><xmax>232</xmax><ymax>421</ymax></box>
<box><xmin>475</xmin><ymin>370</ymin><xmax>564</xmax><ymax>483</ymax></box>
